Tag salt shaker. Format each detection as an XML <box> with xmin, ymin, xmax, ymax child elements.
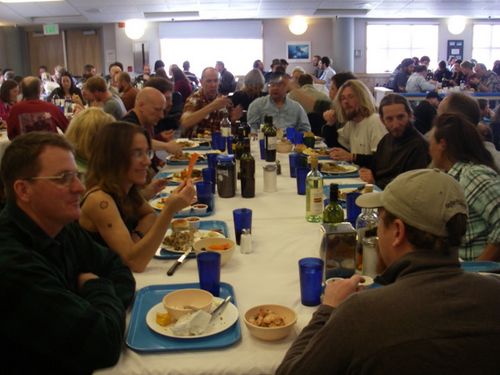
<box><xmin>263</xmin><ymin>164</ymin><xmax>277</xmax><ymax>192</ymax></box>
<box><xmin>240</xmin><ymin>229</ymin><xmax>253</xmax><ymax>254</ymax></box>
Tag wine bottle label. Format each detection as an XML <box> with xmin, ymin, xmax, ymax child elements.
<box><xmin>265</xmin><ymin>136</ymin><xmax>277</xmax><ymax>150</ymax></box>
<box><xmin>309</xmin><ymin>188</ymin><xmax>323</xmax><ymax>215</ymax></box>
<box><xmin>221</xmin><ymin>127</ymin><xmax>231</xmax><ymax>137</ymax></box>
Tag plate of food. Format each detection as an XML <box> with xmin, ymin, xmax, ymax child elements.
<box><xmin>175</xmin><ymin>138</ymin><xmax>200</xmax><ymax>150</ymax></box>
<box><xmin>319</xmin><ymin>161</ymin><xmax>359</xmax><ymax>175</ymax></box>
<box><xmin>162</xmin><ymin>228</ymin><xmax>225</xmax><ymax>253</ymax></box>
<box><xmin>167</xmin><ymin>153</ymin><xmax>207</xmax><ymax>164</ymax></box>
<box><xmin>146</xmin><ymin>297</ymin><xmax>239</xmax><ymax>339</ymax></box>
<box><xmin>171</xmin><ymin>168</ymin><xmax>203</xmax><ymax>183</ymax></box>
<box><xmin>302</xmin><ymin>147</ymin><xmax>330</xmax><ymax>158</ymax></box>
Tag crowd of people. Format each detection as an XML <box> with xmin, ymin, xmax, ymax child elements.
<box><xmin>0</xmin><ymin>54</ymin><xmax>499</xmax><ymax>374</ymax></box>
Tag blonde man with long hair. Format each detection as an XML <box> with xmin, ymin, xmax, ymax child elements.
<box><xmin>329</xmin><ymin>79</ymin><xmax>387</xmax><ymax>165</ymax></box>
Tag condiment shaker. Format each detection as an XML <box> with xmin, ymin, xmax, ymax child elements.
<box><xmin>240</xmin><ymin>229</ymin><xmax>253</xmax><ymax>254</ymax></box>
<box><xmin>263</xmin><ymin>164</ymin><xmax>277</xmax><ymax>192</ymax></box>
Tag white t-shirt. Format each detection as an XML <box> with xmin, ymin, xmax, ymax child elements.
<box><xmin>337</xmin><ymin>113</ymin><xmax>388</xmax><ymax>155</ymax></box>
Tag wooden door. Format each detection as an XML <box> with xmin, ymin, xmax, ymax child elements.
<box><xmin>27</xmin><ymin>32</ymin><xmax>64</xmax><ymax>77</ymax></box>
<box><xmin>65</xmin><ymin>29</ymin><xmax>103</xmax><ymax>78</ymax></box>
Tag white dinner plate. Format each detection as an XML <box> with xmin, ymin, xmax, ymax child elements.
<box><xmin>146</xmin><ymin>298</ymin><xmax>239</xmax><ymax>339</ymax></box>
<box><xmin>319</xmin><ymin>161</ymin><xmax>358</xmax><ymax>175</ymax></box>
<box><xmin>175</xmin><ymin>138</ymin><xmax>200</xmax><ymax>149</ymax></box>
<box><xmin>162</xmin><ymin>229</ymin><xmax>225</xmax><ymax>253</ymax></box>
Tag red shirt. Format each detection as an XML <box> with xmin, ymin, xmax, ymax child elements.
<box><xmin>7</xmin><ymin>99</ymin><xmax>69</xmax><ymax>140</ymax></box>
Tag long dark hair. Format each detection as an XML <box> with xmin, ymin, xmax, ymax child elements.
<box><xmin>86</xmin><ymin>122</ymin><xmax>151</xmax><ymax>216</ymax></box>
<box><xmin>433</xmin><ymin>113</ymin><xmax>498</xmax><ymax>173</ymax></box>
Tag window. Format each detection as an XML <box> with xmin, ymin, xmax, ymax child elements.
<box><xmin>366</xmin><ymin>24</ymin><xmax>438</xmax><ymax>73</ymax></box>
<box><xmin>158</xmin><ymin>20</ymin><xmax>263</xmax><ymax>78</ymax></box>
<box><xmin>472</xmin><ymin>24</ymin><xmax>500</xmax><ymax>68</ymax></box>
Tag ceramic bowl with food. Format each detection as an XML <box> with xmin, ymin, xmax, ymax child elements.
<box><xmin>244</xmin><ymin>304</ymin><xmax>297</xmax><ymax>341</ymax></box>
<box><xmin>276</xmin><ymin>140</ymin><xmax>293</xmax><ymax>153</ymax></box>
<box><xmin>162</xmin><ymin>289</ymin><xmax>213</xmax><ymax>321</ymax></box>
<box><xmin>192</xmin><ymin>203</ymin><xmax>208</xmax><ymax>215</ymax></box>
<box><xmin>193</xmin><ymin>238</ymin><xmax>235</xmax><ymax>266</ymax></box>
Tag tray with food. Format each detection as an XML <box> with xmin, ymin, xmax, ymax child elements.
<box><xmin>301</xmin><ymin>147</ymin><xmax>331</xmax><ymax>159</ymax></box>
<box><xmin>175</xmin><ymin>138</ymin><xmax>200</xmax><ymax>150</ymax></box>
<box><xmin>126</xmin><ymin>282</ymin><xmax>241</xmax><ymax>352</ymax></box>
<box><xmin>155</xmin><ymin>220</ymin><xmax>229</xmax><ymax>259</ymax></box>
<box><xmin>318</xmin><ymin>161</ymin><xmax>359</xmax><ymax>177</ymax></box>
<box><xmin>166</xmin><ymin>153</ymin><xmax>208</xmax><ymax>165</ymax></box>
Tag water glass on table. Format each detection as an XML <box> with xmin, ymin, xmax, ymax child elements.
<box><xmin>196</xmin><ymin>181</ymin><xmax>214</xmax><ymax>211</ymax></box>
<box><xmin>206</xmin><ymin>153</ymin><xmax>219</xmax><ymax>170</ymax></box>
<box><xmin>286</xmin><ymin>127</ymin><xmax>296</xmax><ymax>143</ymax></box>
<box><xmin>233</xmin><ymin>208</ymin><xmax>252</xmax><ymax>245</ymax></box>
<box><xmin>202</xmin><ymin>167</ymin><xmax>216</xmax><ymax>194</ymax></box>
<box><xmin>296</xmin><ymin>166</ymin><xmax>310</xmax><ymax>195</ymax></box>
<box><xmin>299</xmin><ymin>257</ymin><xmax>324</xmax><ymax>306</ymax></box>
<box><xmin>197</xmin><ymin>252</ymin><xmax>221</xmax><ymax>297</ymax></box>
<box><xmin>346</xmin><ymin>191</ymin><xmax>362</xmax><ymax>226</ymax></box>
<box><xmin>289</xmin><ymin>152</ymin><xmax>299</xmax><ymax>178</ymax></box>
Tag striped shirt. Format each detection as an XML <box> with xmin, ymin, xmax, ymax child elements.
<box><xmin>448</xmin><ymin>162</ymin><xmax>500</xmax><ymax>260</ymax></box>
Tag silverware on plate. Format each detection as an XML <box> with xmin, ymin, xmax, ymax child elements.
<box><xmin>166</xmin><ymin>247</ymin><xmax>192</xmax><ymax>276</ymax></box>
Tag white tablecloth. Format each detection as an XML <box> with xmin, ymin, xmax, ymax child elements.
<box><xmin>96</xmin><ymin>143</ymin><xmax>362</xmax><ymax>375</ymax></box>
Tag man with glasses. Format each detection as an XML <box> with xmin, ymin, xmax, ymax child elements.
<box><xmin>0</xmin><ymin>132</ymin><xmax>135</xmax><ymax>374</ymax></box>
<box><xmin>247</xmin><ymin>72</ymin><xmax>311</xmax><ymax>133</ymax></box>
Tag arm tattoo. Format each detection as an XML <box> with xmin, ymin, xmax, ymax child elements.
<box><xmin>99</xmin><ymin>201</ymin><xmax>109</xmax><ymax>210</ymax></box>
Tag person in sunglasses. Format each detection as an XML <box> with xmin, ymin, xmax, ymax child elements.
<box><xmin>0</xmin><ymin>132</ymin><xmax>135</xmax><ymax>374</ymax></box>
<box><xmin>79</xmin><ymin>122</ymin><xmax>195</xmax><ymax>272</ymax></box>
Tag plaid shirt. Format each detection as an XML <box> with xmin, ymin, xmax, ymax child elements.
<box><xmin>182</xmin><ymin>89</ymin><xmax>226</xmax><ymax>138</ymax></box>
<box><xmin>448</xmin><ymin>162</ymin><xmax>500</xmax><ymax>260</ymax></box>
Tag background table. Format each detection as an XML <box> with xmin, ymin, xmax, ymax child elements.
<box><xmin>96</xmin><ymin>142</ymin><xmax>362</xmax><ymax>375</ymax></box>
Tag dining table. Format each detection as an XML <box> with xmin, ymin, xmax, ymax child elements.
<box><xmin>94</xmin><ymin>139</ymin><xmax>365</xmax><ymax>375</ymax></box>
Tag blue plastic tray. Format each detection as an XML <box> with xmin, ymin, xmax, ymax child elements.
<box><xmin>460</xmin><ymin>261</ymin><xmax>500</xmax><ymax>273</ymax></box>
<box><xmin>167</xmin><ymin>158</ymin><xmax>208</xmax><ymax>166</ymax></box>
<box><xmin>323</xmin><ymin>171</ymin><xmax>360</xmax><ymax>179</ymax></box>
<box><xmin>174</xmin><ymin>195</ymin><xmax>215</xmax><ymax>218</ymax></box>
<box><xmin>155</xmin><ymin>220</ymin><xmax>229</xmax><ymax>260</ymax></box>
<box><xmin>126</xmin><ymin>282</ymin><xmax>241</xmax><ymax>353</ymax></box>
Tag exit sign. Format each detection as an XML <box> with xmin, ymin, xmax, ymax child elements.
<box><xmin>43</xmin><ymin>24</ymin><xmax>59</xmax><ymax>35</ymax></box>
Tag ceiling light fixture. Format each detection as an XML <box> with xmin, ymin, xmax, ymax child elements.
<box><xmin>288</xmin><ymin>16</ymin><xmax>308</xmax><ymax>36</ymax></box>
<box><xmin>124</xmin><ymin>19</ymin><xmax>146</xmax><ymax>40</ymax></box>
<box><xmin>447</xmin><ymin>16</ymin><xmax>467</xmax><ymax>35</ymax></box>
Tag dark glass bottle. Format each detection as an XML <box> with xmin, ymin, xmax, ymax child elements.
<box><xmin>234</xmin><ymin>126</ymin><xmax>245</xmax><ymax>180</ymax></box>
<box><xmin>240</xmin><ymin>139</ymin><xmax>255</xmax><ymax>198</ymax></box>
<box><xmin>263</xmin><ymin>115</ymin><xmax>277</xmax><ymax>162</ymax></box>
<box><xmin>323</xmin><ymin>184</ymin><xmax>344</xmax><ymax>224</ymax></box>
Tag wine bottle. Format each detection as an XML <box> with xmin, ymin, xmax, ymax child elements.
<box><xmin>263</xmin><ymin>115</ymin><xmax>277</xmax><ymax>162</ymax></box>
<box><xmin>220</xmin><ymin>109</ymin><xmax>231</xmax><ymax>152</ymax></box>
<box><xmin>323</xmin><ymin>183</ymin><xmax>344</xmax><ymax>224</ymax></box>
<box><xmin>240</xmin><ymin>139</ymin><xmax>255</xmax><ymax>198</ymax></box>
<box><xmin>305</xmin><ymin>156</ymin><xmax>323</xmax><ymax>222</ymax></box>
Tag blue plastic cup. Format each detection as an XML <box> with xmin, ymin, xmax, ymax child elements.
<box><xmin>206</xmin><ymin>153</ymin><xmax>219</xmax><ymax>170</ymax></box>
<box><xmin>226</xmin><ymin>136</ymin><xmax>233</xmax><ymax>155</ymax></box>
<box><xmin>259</xmin><ymin>139</ymin><xmax>265</xmax><ymax>160</ymax></box>
<box><xmin>197</xmin><ymin>252</ymin><xmax>221</xmax><ymax>297</ymax></box>
<box><xmin>346</xmin><ymin>191</ymin><xmax>362</xmax><ymax>226</ymax></box>
<box><xmin>196</xmin><ymin>181</ymin><xmax>214</xmax><ymax>211</ymax></box>
<box><xmin>233</xmin><ymin>208</ymin><xmax>252</xmax><ymax>245</ymax></box>
<box><xmin>289</xmin><ymin>152</ymin><xmax>299</xmax><ymax>178</ymax></box>
<box><xmin>299</xmin><ymin>257</ymin><xmax>324</xmax><ymax>306</ymax></box>
<box><xmin>212</xmin><ymin>132</ymin><xmax>223</xmax><ymax>151</ymax></box>
<box><xmin>286</xmin><ymin>127</ymin><xmax>296</xmax><ymax>143</ymax></box>
<box><xmin>294</xmin><ymin>131</ymin><xmax>304</xmax><ymax>145</ymax></box>
<box><xmin>296</xmin><ymin>167</ymin><xmax>310</xmax><ymax>195</ymax></box>
<box><xmin>202</xmin><ymin>167</ymin><xmax>216</xmax><ymax>194</ymax></box>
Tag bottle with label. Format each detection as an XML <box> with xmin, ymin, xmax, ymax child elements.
<box><xmin>305</xmin><ymin>156</ymin><xmax>324</xmax><ymax>222</ymax></box>
<box><xmin>263</xmin><ymin>115</ymin><xmax>277</xmax><ymax>162</ymax></box>
<box><xmin>216</xmin><ymin>155</ymin><xmax>236</xmax><ymax>198</ymax></box>
<box><xmin>323</xmin><ymin>183</ymin><xmax>344</xmax><ymax>224</ymax></box>
<box><xmin>240</xmin><ymin>139</ymin><xmax>255</xmax><ymax>198</ymax></box>
<box><xmin>354</xmin><ymin>184</ymin><xmax>378</xmax><ymax>271</ymax></box>
<box><xmin>234</xmin><ymin>126</ymin><xmax>245</xmax><ymax>179</ymax></box>
<box><xmin>220</xmin><ymin>109</ymin><xmax>231</xmax><ymax>152</ymax></box>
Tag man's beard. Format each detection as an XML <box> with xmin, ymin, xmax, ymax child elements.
<box><xmin>344</xmin><ymin>107</ymin><xmax>361</xmax><ymax>121</ymax></box>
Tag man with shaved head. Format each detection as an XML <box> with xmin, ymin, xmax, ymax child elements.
<box><xmin>7</xmin><ymin>76</ymin><xmax>69</xmax><ymax>140</ymax></box>
<box><xmin>122</xmin><ymin>87</ymin><xmax>182</xmax><ymax>157</ymax></box>
<box><xmin>181</xmin><ymin>67</ymin><xmax>242</xmax><ymax>138</ymax></box>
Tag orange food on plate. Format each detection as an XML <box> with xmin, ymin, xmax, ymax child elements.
<box><xmin>207</xmin><ymin>243</ymin><xmax>231</xmax><ymax>251</ymax></box>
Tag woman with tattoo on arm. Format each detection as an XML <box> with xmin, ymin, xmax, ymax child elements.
<box><xmin>78</xmin><ymin>122</ymin><xmax>195</xmax><ymax>272</ymax></box>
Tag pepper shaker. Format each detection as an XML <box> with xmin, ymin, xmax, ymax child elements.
<box><xmin>240</xmin><ymin>229</ymin><xmax>253</xmax><ymax>254</ymax></box>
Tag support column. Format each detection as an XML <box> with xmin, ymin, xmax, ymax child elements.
<box><xmin>332</xmin><ymin>17</ymin><xmax>354</xmax><ymax>72</ymax></box>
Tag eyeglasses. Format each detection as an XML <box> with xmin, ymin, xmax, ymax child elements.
<box><xmin>131</xmin><ymin>149</ymin><xmax>155</xmax><ymax>160</ymax></box>
<box><xmin>27</xmin><ymin>171</ymin><xmax>83</xmax><ymax>186</ymax></box>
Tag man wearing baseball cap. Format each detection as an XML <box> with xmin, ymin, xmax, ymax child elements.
<box><xmin>277</xmin><ymin>169</ymin><xmax>500</xmax><ymax>375</ymax></box>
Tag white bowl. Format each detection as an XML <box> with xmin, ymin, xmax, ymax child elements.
<box><xmin>244</xmin><ymin>304</ymin><xmax>297</xmax><ymax>341</ymax></box>
<box><xmin>193</xmin><ymin>238</ymin><xmax>235</xmax><ymax>266</ymax></box>
<box><xmin>192</xmin><ymin>203</ymin><xmax>208</xmax><ymax>215</ymax></box>
<box><xmin>162</xmin><ymin>289</ymin><xmax>213</xmax><ymax>321</ymax></box>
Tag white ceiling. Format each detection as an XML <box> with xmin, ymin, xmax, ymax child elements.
<box><xmin>0</xmin><ymin>0</ymin><xmax>499</xmax><ymax>26</ymax></box>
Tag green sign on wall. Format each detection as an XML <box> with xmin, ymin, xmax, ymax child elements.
<box><xmin>43</xmin><ymin>24</ymin><xmax>59</xmax><ymax>36</ymax></box>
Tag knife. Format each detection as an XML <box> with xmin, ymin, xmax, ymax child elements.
<box><xmin>167</xmin><ymin>247</ymin><xmax>192</xmax><ymax>276</ymax></box>
<box><xmin>210</xmin><ymin>296</ymin><xmax>232</xmax><ymax>322</ymax></box>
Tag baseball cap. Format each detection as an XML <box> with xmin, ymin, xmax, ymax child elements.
<box><xmin>355</xmin><ymin>169</ymin><xmax>467</xmax><ymax>237</ymax></box>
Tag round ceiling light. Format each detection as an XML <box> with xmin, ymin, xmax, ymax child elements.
<box><xmin>125</xmin><ymin>19</ymin><xmax>146</xmax><ymax>40</ymax></box>
<box><xmin>447</xmin><ymin>16</ymin><xmax>466</xmax><ymax>35</ymax></box>
<box><xmin>289</xmin><ymin>16</ymin><xmax>308</xmax><ymax>36</ymax></box>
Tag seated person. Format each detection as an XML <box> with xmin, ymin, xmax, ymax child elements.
<box><xmin>247</xmin><ymin>72</ymin><xmax>311</xmax><ymax>133</ymax></box>
<box><xmin>359</xmin><ymin>94</ymin><xmax>430</xmax><ymax>189</ymax></box>
<box><xmin>0</xmin><ymin>132</ymin><xmax>135</xmax><ymax>374</ymax></box>
<box><xmin>47</xmin><ymin>71</ymin><xmax>84</xmax><ymax>103</ymax></box>
<box><xmin>413</xmin><ymin>91</ymin><xmax>440</xmax><ymax>135</ymax></box>
<box><xmin>230</xmin><ymin>68</ymin><xmax>266</xmax><ymax>111</ymax></box>
<box><xmin>277</xmin><ymin>169</ymin><xmax>500</xmax><ymax>375</ymax></box>
<box><xmin>79</xmin><ymin>122</ymin><xmax>195</xmax><ymax>272</ymax></box>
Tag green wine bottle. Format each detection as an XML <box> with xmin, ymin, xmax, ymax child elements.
<box><xmin>323</xmin><ymin>183</ymin><xmax>344</xmax><ymax>224</ymax></box>
<box><xmin>306</xmin><ymin>156</ymin><xmax>324</xmax><ymax>222</ymax></box>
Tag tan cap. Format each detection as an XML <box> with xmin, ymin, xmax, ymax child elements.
<box><xmin>355</xmin><ymin>169</ymin><xmax>467</xmax><ymax>237</ymax></box>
